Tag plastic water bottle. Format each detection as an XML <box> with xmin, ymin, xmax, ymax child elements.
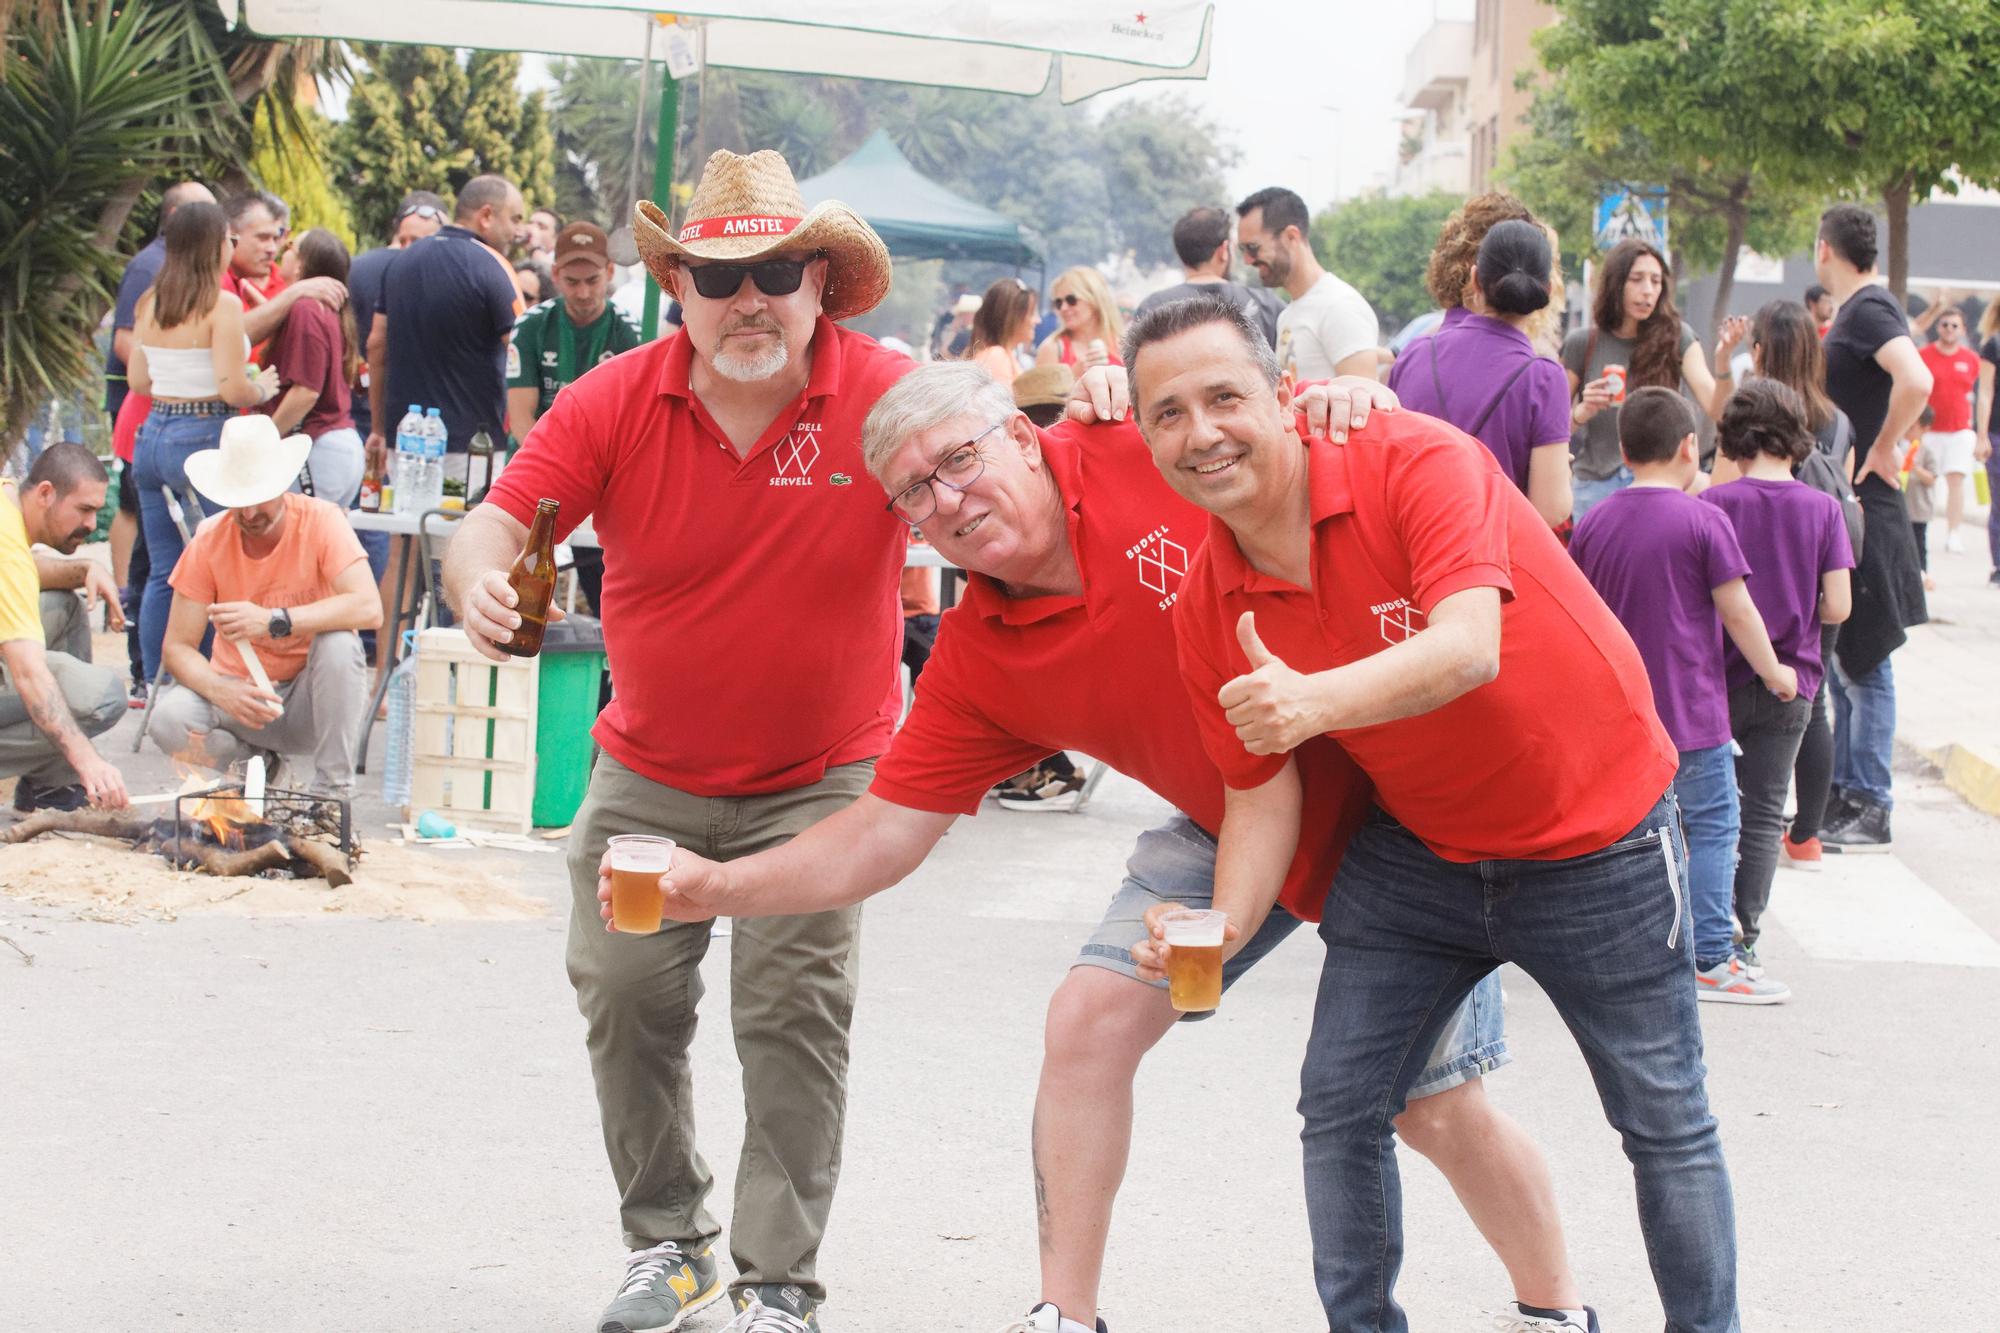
<box><xmin>419</xmin><ymin>407</ymin><xmax>449</xmax><ymax>513</ymax></box>
<box><xmin>382</xmin><ymin>630</ymin><xmax>420</xmax><ymax>809</ymax></box>
<box><xmin>392</xmin><ymin>405</ymin><xmax>425</xmax><ymax>514</ymax></box>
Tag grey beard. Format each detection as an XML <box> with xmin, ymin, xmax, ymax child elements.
<box><xmin>712</xmin><ymin>333</ymin><xmax>791</xmax><ymax>382</ymax></box>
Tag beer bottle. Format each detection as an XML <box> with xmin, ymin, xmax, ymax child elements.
<box><xmin>500</xmin><ymin>498</ymin><xmax>560</xmax><ymax>657</ymax></box>
<box><xmin>357</xmin><ymin>462</ymin><xmax>382</xmax><ymax>513</ymax></box>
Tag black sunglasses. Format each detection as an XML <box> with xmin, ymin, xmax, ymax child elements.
<box><xmin>1052</xmin><ymin>293</ymin><xmax>1083</xmax><ymax>309</ymax></box>
<box><xmin>685</xmin><ymin>256</ymin><xmax>817</xmax><ymax>300</ymax></box>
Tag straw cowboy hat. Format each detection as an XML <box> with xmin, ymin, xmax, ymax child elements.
<box><xmin>185</xmin><ymin>416</ymin><xmax>311</xmax><ymax>510</ymax></box>
<box><xmin>634</xmin><ymin>148</ymin><xmax>892</xmax><ymax>322</ymax></box>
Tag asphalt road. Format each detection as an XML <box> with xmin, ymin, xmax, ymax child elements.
<box><xmin>3</xmin><ymin>705</ymin><xmax>1995</xmax><ymax>1331</ymax></box>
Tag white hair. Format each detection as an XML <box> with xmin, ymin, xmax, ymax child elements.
<box><xmin>861</xmin><ymin>361</ymin><xmax>1019</xmax><ymax>482</ymax></box>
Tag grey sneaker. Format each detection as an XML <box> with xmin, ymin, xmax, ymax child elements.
<box><xmin>724</xmin><ymin>1285</ymin><xmax>822</xmax><ymax>1333</ymax></box>
<box><xmin>1822</xmin><ymin>802</ymin><xmax>1892</xmax><ymax>853</ymax></box>
<box><xmin>599</xmin><ymin>1240</ymin><xmax>723</xmax><ymax>1333</ymax></box>
<box><xmin>1694</xmin><ymin>954</ymin><xmax>1790</xmax><ymax>1005</ymax></box>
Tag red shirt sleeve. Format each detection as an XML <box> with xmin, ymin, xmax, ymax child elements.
<box><xmin>870</xmin><ymin>621</ymin><xmax>1053</xmax><ymax>814</ymax></box>
<box><xmin>1172</xmin><ymin>564</ymin><xmax>1288</xmax><ymax>792</ymax></box>
<box><xmin>484</xmin><ymin>371</ymin><xmax>612</xmax><ymax>541</ymax></box>
<box><xmin>1386</xmin><ymin>432</ymin><xmax>1516</xmax><ymax>614</ymax></box>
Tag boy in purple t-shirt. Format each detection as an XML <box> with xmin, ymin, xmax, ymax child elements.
<box><xmin>1702</xmin><ymin>380</ymin><xmax>1854</xmax><ymax>996</ymax></box>
<box><xmin>1572</xmin><ymin>387</ymin><xmax>1800</xmax><ymax>1004</ymax></box>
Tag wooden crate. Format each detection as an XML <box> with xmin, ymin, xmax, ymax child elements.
<box><xmin>408</xmin><ymin>627</ymin><xmax>538</xmax><ymax>833</ymax></box>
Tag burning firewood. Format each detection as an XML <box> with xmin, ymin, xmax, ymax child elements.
<box><xmin>1</xmin><ymin>809</ymin><xmax>353</xmax><ymax>887</ymax></box>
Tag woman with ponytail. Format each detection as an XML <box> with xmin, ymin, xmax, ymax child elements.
<box><xmin>1389</xmin><ymin>218</ymin><xmax>1574</xmax><ymax>528</ymax></box>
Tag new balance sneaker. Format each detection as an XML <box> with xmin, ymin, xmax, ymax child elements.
<box><xmin>1822</xmin><ymin>802</ymin><xmax>1892</xmax><ymax>853</ymax></box>
<box><xmin>998</xmin><ymin>1303</ymin><xmax>1109</xmax><ymax>1333</ymax></box>
<box><xmin>1491</xmin><ymin>1304</ymin><xmax>1601</xmax><ymax>1332</ymax></box>
<box><xmin>598</xmin><ymin>1240</ymin><xmax>723</xmax><ymax>1333</ymax></box>
<box><xmin>996</xmin><ymin>763</ymin><xmax>1087</xmax><ymax>812</ymax></box>
<box><xmin>724</xmin><ymin>1285</ymin><xmax>822</xmax><ymax>1333</ymax></box>
<box><xmin>1695</xmin><ymin>954</ymin><xmax>1790</xmax><ymax>1004</ymax></box>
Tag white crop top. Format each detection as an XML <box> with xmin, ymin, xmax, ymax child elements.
<box><xmin>141</xmin><ymin>336</ymin><xmax>252</xmax><ymax>399</ymax></box>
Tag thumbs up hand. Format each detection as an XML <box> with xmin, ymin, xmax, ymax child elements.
<box><xmin>1217</xmin><ymin>612</ymin><xmax>1326</xmax><ymax>756</ymax></box>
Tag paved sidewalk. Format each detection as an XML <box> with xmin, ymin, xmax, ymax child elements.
<box><xmin>1895</xmin><ymin>499</ymin><xmax>2000</xmax><ymax>813</ymax></box>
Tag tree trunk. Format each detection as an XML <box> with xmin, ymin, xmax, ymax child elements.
<box><xmin>1706</xmin><ymin>180</ymin><xmax>1752</xmax><ymax>349</ymax></box>
<box><xmin>1883</xmin><ymin>172</ymin><xmax>1914</xmax><ymax>303</ymax></box>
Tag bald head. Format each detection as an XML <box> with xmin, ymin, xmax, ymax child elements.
<box><xmin>160</xmin><ymin>181</ymin><xmax>215</xmax><ymax>227</ymax></box>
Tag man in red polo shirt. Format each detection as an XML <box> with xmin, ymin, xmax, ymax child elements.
<box><xmin>608</xmin><ymin>363</ymin><xmax>1581</xmax><ymax>1333</ymax></box>
<box><xmin>1131</xmin><ymin>295</ymin><xmax>1735</xmax><ymax>1333</ymax></box>
<box><xmin>444</xmin><ymin>151</ymin><xmax>911</xmax><ymax>1333</ymax></box>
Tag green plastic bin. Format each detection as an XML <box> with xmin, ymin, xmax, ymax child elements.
<box><xmin>533</xmin><ymin>614</ymin><xmax>607</xmax><ymax>827</ymax></box>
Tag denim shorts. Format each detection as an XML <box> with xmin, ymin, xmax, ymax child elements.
<box><xmin>1077</xmin><ymin>813</ymin><xmax>1510</xmax><ymax>1099</ymax></box>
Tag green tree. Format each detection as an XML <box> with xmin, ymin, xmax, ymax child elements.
<box><xmin>548</xmin><ymin>57</ymin><xmax>657</xmax><ymax>227</ymax></box>
<box><xmin>1793</xmin><ymin>0</ymin><xmax>2000</xmax><ymax>297</ymax></box>
<box><xmin>1309</xmin><ymin>192</ymin><xmax>1463</xmax><ymax>331</ymax></box>
<box><xmin>1501</xmin><ymin>80</ymin><xmax>1819</xmax><ymax>331</ymax></box>
<box><xmin>248</xmin><ymin>101</ymin><xmax>356</xmax><ymax>250</ymax></box>
<box><xmin>0</xmin><ymin>0</ymin><xmax>330</xmax><ymax>449</ymax></box>
<box><xmin>1530</xmin><ymin>1</ymin><xmax>1834</xmax><ymax>333</ymax></box>
<box><xmin>1095</xmin><ymin>95</ymin><xmax>1237</xmax><ymax>270</ymax></box>
<box><xmin>328</xmin><ymin>45</ymin><xmax>555</xmax><ymax>240</ymax></box>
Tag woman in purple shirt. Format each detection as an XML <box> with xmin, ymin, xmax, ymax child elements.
<box><xmin>1388</xmin><ymin>220</ymin><xmax>1573</xmax><ymax>529</ymax></box>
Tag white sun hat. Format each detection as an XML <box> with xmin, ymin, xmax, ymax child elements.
<box><xmin>184</xmin><ymin>415</ymin><xmax>312</xmax><ymax>510</ymax></box>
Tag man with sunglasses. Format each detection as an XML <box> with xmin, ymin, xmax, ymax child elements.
<box><xmin>1235</xmin><ymin>186</ymin><xmax>1382</xmax><ymax>383</ymax></box>
<box><xmin>609</xmin><ymin>363</ymin><xmax>1583</xmax><ymax>1333</ymax></box>
<box><xmin>444</xmin><ymin>150</ymin><xmax>919</xmax><ymax>1333</ymax></box>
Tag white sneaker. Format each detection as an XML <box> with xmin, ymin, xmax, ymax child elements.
<box><xmin>1947</xmin><ymin>529</ymin><xmax>1966</xmax><ymax>553</ymax></box>
<box><xmin>1491</xmin><ymin>1304</ymin><xmax>1601</xmax><ymax>1332</ymax></box>
<box><xmin>998</xmin><ymin>1303</ymin><xmax>1106</xmax><ymax>1333</ymax></box>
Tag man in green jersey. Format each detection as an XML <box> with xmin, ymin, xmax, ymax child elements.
<box><xmin>505</xmin><ymin>220</ymin><xmax>642</xmax><ymax>611</ymax></box>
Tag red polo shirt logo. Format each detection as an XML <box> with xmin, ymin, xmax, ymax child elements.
<box><xmin>772</xmin><ymin>424</ymin><xmax>821</xmax><ymax>485</ymax></box>
<box><xmin>1373</xmin><ymin>597</ymin><xmax>1426</xmax><ymax>643</ymax></box>
<box><xmin>1126</xmin><ymin>525</ymin><xmax>1187</xmax><ymax>608</ymax></box>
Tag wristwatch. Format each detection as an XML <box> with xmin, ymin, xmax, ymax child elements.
<box><xmin>269</xmin><ymin>607</ymin><xmax>294</xmax><ymax>639</ymax></box>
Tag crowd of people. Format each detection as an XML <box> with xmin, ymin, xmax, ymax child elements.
<box><xmin>4</xmin><ymin>137</ymin><xmax>1992</xmax><ymax>1333</ymax></box>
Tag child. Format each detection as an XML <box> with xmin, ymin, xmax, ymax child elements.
<box><xmin>1701</xmin><ymin>380</ymin><xmax>1855</xmax><ymax>996</ymax></box>
<box><xmin>1572</xmin><ymin>386</ymin><xmax>1802</xmax><ymax>1004</ymax></box>
<box><xmin>1904</xmin><ymin>405</ymin><xmax>1939</xmax><ymax>590</ymax></box>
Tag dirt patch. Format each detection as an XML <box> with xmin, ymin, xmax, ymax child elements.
<box><xmin>0</xmin><ymin>837</ymin><xmax>548</xmax><ymax>924</ymax></box>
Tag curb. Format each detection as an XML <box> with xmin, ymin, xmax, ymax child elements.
<box><xmin>1900</xmin><ymin>735</ymin><xmax>2000</xmax><ymax>818</ymax></box>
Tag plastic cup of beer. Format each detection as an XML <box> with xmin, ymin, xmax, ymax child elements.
<box><xmin>1160</xmin><ymin>908</ymin><xmax>1228</xmax><ymax>1013</ymax></box>
<box><xmin>607</xmin><ymin>834</ymin><xmax>675</xmax><ymax>934</ymax></box>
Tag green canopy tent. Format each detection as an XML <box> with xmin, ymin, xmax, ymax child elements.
<box><xmin>796</xmin><ymin>131</ymin><xmax>1044</xmax><ymax>274</ymax></box>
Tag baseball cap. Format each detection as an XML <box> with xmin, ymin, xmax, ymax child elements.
<box><xmin>555</xmin><ymin>221</ymin><xmax>611</xmax><ymax>269</ymax></box>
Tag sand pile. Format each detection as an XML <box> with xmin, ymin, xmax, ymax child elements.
<box><xmin>0</xmin><ymin>836</ymin><xmax>548</xmax><ymax>924</ymax></box>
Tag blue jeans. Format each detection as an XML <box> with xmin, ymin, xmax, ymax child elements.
<box><xmin>1303</xmin><ymin>794</ymin><xmax>1738</xmax><ymax>1333</ymax></box>
<box><xmin>1674</xmin><ymin>743</ymin><xmax>1740</xmax><ymax>967</ymax></box>
<box><xmin>132</xmin><ymin>410</ymin><xmax>227</xmax><ymax>680</ymax></box>
<box><xmin>1829</xmin><ymin>653</ymin><xmax>1896</xmax><ymax>809</ymax></box>
<box><xmin>1570</xmin><ymin>464</ymin><xmax>1634</xmax><ymax>520</ymax></box>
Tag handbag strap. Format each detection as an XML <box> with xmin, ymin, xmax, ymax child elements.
<box><xmin>1467</xmin><ymin>358</ymin><xmax>1536</xmax><ymax>437</ymax></box>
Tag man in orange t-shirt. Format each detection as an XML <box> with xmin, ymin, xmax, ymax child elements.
<box><xmin>147</xmin><ymin>419</ymin><xmax>382</xmax><ymax>795</ymax></box>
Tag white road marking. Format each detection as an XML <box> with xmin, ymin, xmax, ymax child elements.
<box><xmin>1771</xmin><ymin>854</ymin><xmax>2000</xmax><ymax>967</ymax></box>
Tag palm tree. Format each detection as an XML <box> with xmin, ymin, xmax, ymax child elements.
<box><xmin>0</xmin><ymin>0</ymin><xmax>338</xmax><ymax>450</ymax></box>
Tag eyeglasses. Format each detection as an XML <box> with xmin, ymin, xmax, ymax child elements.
<box><xmin>685</xmin><ymin>255</ymin><xmax>817</xmax><ymax>300</ymax></box>
<box><xmin>886</xmin><ymin>421</ymin><xmax>1006</xmax><ymax>522</ymax></box>
<box><xmin>1239</xmin><ymin>240</ymin><xmax>1265</xmax><ymax>260</ymax></box>
<box><xmin>1052</xmin><ymin>293</ymin><xmax>1083</xmax><ymax>309</ymax></box>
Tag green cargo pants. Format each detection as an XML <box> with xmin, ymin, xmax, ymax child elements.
<box><xmin>565</xmin><ymin>753</ymin><xmax>873</xmax><ymax>1301</ymax></box>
